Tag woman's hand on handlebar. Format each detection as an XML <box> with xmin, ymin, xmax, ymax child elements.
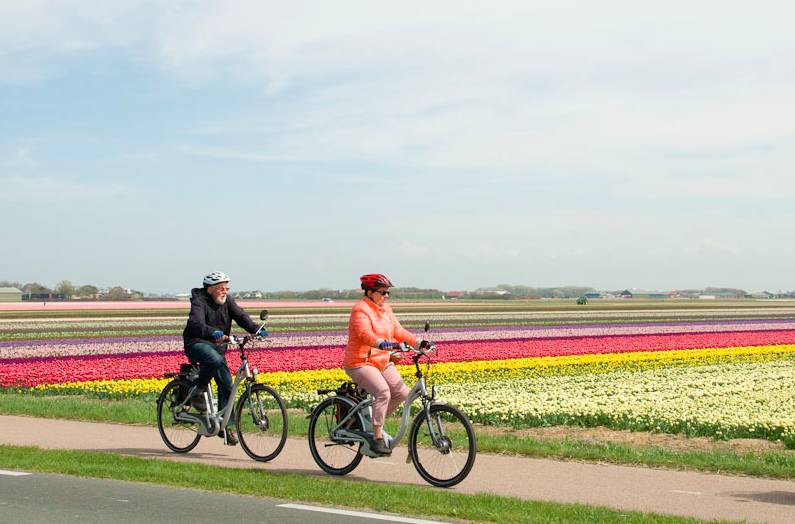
<box><xmin>378</xmin><ymin>340</ymin><xmax>395</xmax><ymax>350</ymax></box>
<box><xmin>418</xmin><ymin>339</ymin><xmax>437</xmax><ymax>354</ymax></box>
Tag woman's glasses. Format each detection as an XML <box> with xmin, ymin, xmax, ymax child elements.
<box><xmin>376</xmin><ymin>290</ymin><xmax>390</xmax><ymax>297</ymax></box>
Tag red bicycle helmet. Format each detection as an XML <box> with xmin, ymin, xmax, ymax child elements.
<box><xmin>360</xmin><ymin>273</ymin><xmax>394</xmax><ymax>290</ymax></box>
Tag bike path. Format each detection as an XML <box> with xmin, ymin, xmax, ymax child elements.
<box><xmin>3</xmin><ymin>415</ymin><xmax>795</xmax><ymax>524</ymax></box>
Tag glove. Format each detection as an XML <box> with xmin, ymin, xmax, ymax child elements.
<box><xmin>256</xmin><ymin>328</ymin><xmax>269</xmax><ymax>338</ymax></box>
<box><xmin>211</xmin><ymin>330</ymin><xmax>224</xmax><ymax>341</ymax></box>
<box><xmin>378</xmin><ymin>340</ymin><xmax>394</xmax><ymax>350</ymax></box>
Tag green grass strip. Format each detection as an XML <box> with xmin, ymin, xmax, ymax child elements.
<box><xmin>475</xmin><ymin>432</ymin><xmax>795</xmax><ymax>479</ymax></box>
<box><xmin>0</xmin><ymin>445</ymin><xmax>731</xmax><ymax>524</ymax></box>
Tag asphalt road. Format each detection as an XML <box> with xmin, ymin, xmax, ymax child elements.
<box><xmin>4</xmin><ymin>415</ymin><xmax>795</xmax><ymax>523</ymax></box>
<box><xmin>0</xmin><ymin>470</ymin><xmax>446</xmax><ymax>524</ymax></box>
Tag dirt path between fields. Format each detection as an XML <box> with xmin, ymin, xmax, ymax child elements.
<box><xmin>3</xmin><ymin>415</ymin><xmax>795</xmax><ymax>523</ymax></box>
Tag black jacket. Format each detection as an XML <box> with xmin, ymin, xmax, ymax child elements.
<box><xmin>182</xmin><ymin>288</ymin><xmax>260</xmax><ymax>347</ymax></box>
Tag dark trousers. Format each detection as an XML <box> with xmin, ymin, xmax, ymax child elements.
<box><xmin>184</xmin><ymin>341</ymin><xmax>235</xmax><ymax>421</ymax></box>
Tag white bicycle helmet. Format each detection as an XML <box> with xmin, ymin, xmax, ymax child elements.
<box><xmin>203</xmin><ymin>271</ymin><xmax>230</xmax><ymax>286</ymax></box>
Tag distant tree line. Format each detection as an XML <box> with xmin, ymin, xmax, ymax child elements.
<box><xmin>3</xmin><ymin>279</ymin><xmax>792</xmax><ymax>301</ymax></box>
<box><xmin>0</xmin><ymin>280</ymin><xmax>143</xmax><ymax>301</ymax></box>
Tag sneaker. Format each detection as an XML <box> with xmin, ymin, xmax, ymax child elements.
<box><xmin>219</xmin><ymin>429</ymin><xmax>238</xmax><ymax>446</ymax></box>
<box><xmin>371</xmin><ymin>438</ymin><xmax>392</xmax><ymax>456</ymax></box>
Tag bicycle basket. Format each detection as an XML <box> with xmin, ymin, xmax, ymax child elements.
<box><xmin>337</xmin><ymin>381</ymin><xmax>367</xmax><ymax>402</ymax></box>
<box><xmin>178</xmin><ymin>363</ymin><xmax>199</xmax><ymax>380</ymax></box>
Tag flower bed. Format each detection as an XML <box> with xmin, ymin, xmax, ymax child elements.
<box><xmin>3</xmin><ymin>305</ymin><xmax>795</xmax><ymax>445</ymax></box>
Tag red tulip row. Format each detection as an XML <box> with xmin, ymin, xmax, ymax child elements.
<box><xmin>3</xmin><ymin>329</ymin><xmax>795</xmax><ymax>387</ymax></box>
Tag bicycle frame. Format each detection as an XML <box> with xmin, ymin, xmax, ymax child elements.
<box><xmin>331</xmin><ymin>356</ymin><xmax>442</xmax><ymax>458</ymax></box>
<box><xmin>174</xmin><ymin>331</ymin><xmax>263</xmax><ymax>438</ymax></box>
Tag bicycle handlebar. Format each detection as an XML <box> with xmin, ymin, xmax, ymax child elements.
<box><xmin>227</xmin><ymin>333</ymin><xmax>268</xmax><ymax>348</ymax></box>
<box><xmin>390</xmin><ymin>341</ymin><xmax>437</xmax><ymax>356</ymax></box>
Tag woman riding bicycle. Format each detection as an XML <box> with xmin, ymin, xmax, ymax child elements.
<box><xmin>343</xmin><ymin>273</ymin><xmax>426</xmax><ymax>456</ymax></box>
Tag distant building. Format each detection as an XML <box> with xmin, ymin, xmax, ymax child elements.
<box><xmin>620</xmin><ymin>290</ymin><xmax>672</xmax><ymax>299</ymax></box>
<box><xmin>445</xmin><ymin>291</ymin><xmax>465</xmax><ymax>298</ymax></box>
<box><xmin>583</xmin><ymin>292</ymin><xmax>603</xmax><ymax>299</ymax></box>
<box><xmin>0</xmin><ymin>287</ymin><xmax>22</xmax><ymax>302</ymax></box>
<box><xmin>745</xmin><ymin>291</ymin><xmax>775</xmax><ymax>299</ymax></box>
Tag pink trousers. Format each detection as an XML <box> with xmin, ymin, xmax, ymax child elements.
<box><xmin>345</xmin><ymin>364</ymin><xmax>410</xmax><ymax>426</ymax></box>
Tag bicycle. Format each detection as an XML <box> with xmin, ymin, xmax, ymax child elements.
<box><xmin>157</xmin><ymin>310</ymin><xmax>288</xmax><ymax>462</ymax></box>
<box><xmin>307</xmin><ymin>323</ymin><xmax>476</xmax><ymax>487</ymax></box>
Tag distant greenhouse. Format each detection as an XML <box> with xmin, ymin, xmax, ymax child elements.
<box><xmin>0</xmin><ymin>287</ymin><xmax>22</xmax><ymax>302</ymax></box>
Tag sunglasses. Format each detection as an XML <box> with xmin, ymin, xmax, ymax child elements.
<box><xmin>375</xmin><ymin>290</ymin><xmax>390</xmax><ymax>297</ymax></box>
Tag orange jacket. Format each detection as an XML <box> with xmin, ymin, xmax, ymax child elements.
<box><xmin>343</xmin><ymin>297</ymin><xmax>418</xmax><ymax>371</ymax></box>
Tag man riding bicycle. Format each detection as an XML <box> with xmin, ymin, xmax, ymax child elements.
<box><xmin>182</xmin><ymin>271</ymin><xmax>268</xmax><ymax>446</ymax></box>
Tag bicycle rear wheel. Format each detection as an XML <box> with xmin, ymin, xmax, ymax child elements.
<box><xmin>307</xmin><ymin>396</ymin><xmax>364</xmax><ymax>475</ymax></box>
<box><xmin>235</xmin><ymin>384</ymin><xmax>288</xmax><ymax>462</ymax></box>
<box><xmin>409</xmin><ymin>403</ymin><xmax>476</xmax><ymax>487</ymax></box>
<box><xmin>157</xmin><ymin>378</ymin><xmax>202</xmax><ymax>453</ymax></box>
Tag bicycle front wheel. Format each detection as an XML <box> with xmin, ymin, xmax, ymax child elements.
<box><xmin>307</xmin><ymin>396</ymin><xmax>364</xmax><ymax>476</ymax></box>
<box><xmin>409</xmin><ymin>403</ymin><xmax>476</xmax><ymax>487</ymax></box>
<box><xmin>235</xmin><ymin>384</ymin><xmax>288</xmax><ymax>462</ymax></box>
<box><xmin>157</xmin><ymin>378</ymin><xmax>202</xmax><ymax>453</ymax></box>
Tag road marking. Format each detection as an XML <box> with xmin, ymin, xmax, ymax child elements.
<box><xmin>670</xmin><ymin>490</ymin><xmax>702</xmax><ymax>496</ymax></box>
<box><xmin>277</xmin><ymin>503</ymin><xmax>448</xmax><ymax>523</ymax></box>
<box><xmin>0</xmin><ymin>470</ymin><xmax>31</xmax><ymax>477</ymax></box>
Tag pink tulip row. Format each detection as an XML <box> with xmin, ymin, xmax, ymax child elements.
<box><xmin>4</xmin><ymin>329</ymin><xmax>795</xmax><ymax>387</ymax></box>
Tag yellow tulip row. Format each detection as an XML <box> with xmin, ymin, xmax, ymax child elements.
<box><xmin>30</xmin><ymin>343</ymin><xmax>795</xmax><ymax>399</ymax></box>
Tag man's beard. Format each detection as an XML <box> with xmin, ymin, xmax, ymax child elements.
<box><xmin>213</xmin><ymin>295</ymin><xmax>227</xmax><ymax>305</ymax></box>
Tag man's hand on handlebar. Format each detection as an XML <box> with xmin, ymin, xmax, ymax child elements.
<box><xmin>212</xmin><ymin>330</ymin><xmax>230</xmax><ymax>343</ymax></box>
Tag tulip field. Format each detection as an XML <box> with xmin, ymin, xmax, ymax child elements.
<box><xmin>3</xmin><ymin>301</ymin><xmax>795</xmax><ymax>446</ymax></box>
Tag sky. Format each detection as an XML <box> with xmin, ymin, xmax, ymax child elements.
<box><xmin>1</xmin><ymin>1</ymin><xmax>794</xmax><ymax>294</ymax></box>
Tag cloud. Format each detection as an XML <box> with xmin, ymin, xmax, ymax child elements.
<box><xmin>687</xmin><ymin>238</ymin><xmax>741</xmax><ymax>256</ymax></box>
<box><xmin>4</xmin><ymin>2</ymin><xmax>795</xmax><ymax>177</ymax></box>
<box><xmin>1</xmin><ymin>174</ymin><xmax>128</xmax><ymax>202</ymax></box>
<box><xmin>4</xmin><ymin>147</ymin><xmax>38</xmax><ymax>168</ymax></box>
<box><xmin>177</xmin><ymin>144</ymin><xmax>297</xmax><ymax>163</ymax></box>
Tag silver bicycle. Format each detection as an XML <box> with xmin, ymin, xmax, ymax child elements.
<box><xmin>307</xmin><ymin>323</ymin><xmax>476</xmax><ymax>487</ymax></box>
<box><xmin>157</xmin><ymin>310</ymin><xmax>288</xmax><ymax>462</ymax></box>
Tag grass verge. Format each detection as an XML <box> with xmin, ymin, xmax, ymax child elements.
<box><xmin>0</xmin><ymin>445</ymin><xmax>732</xmax><ymax>524</ymax></box>
<box><xmin>3</xmin><ymin>392</ymin><xmax>795</xmax><ymax>481</ymax></box>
